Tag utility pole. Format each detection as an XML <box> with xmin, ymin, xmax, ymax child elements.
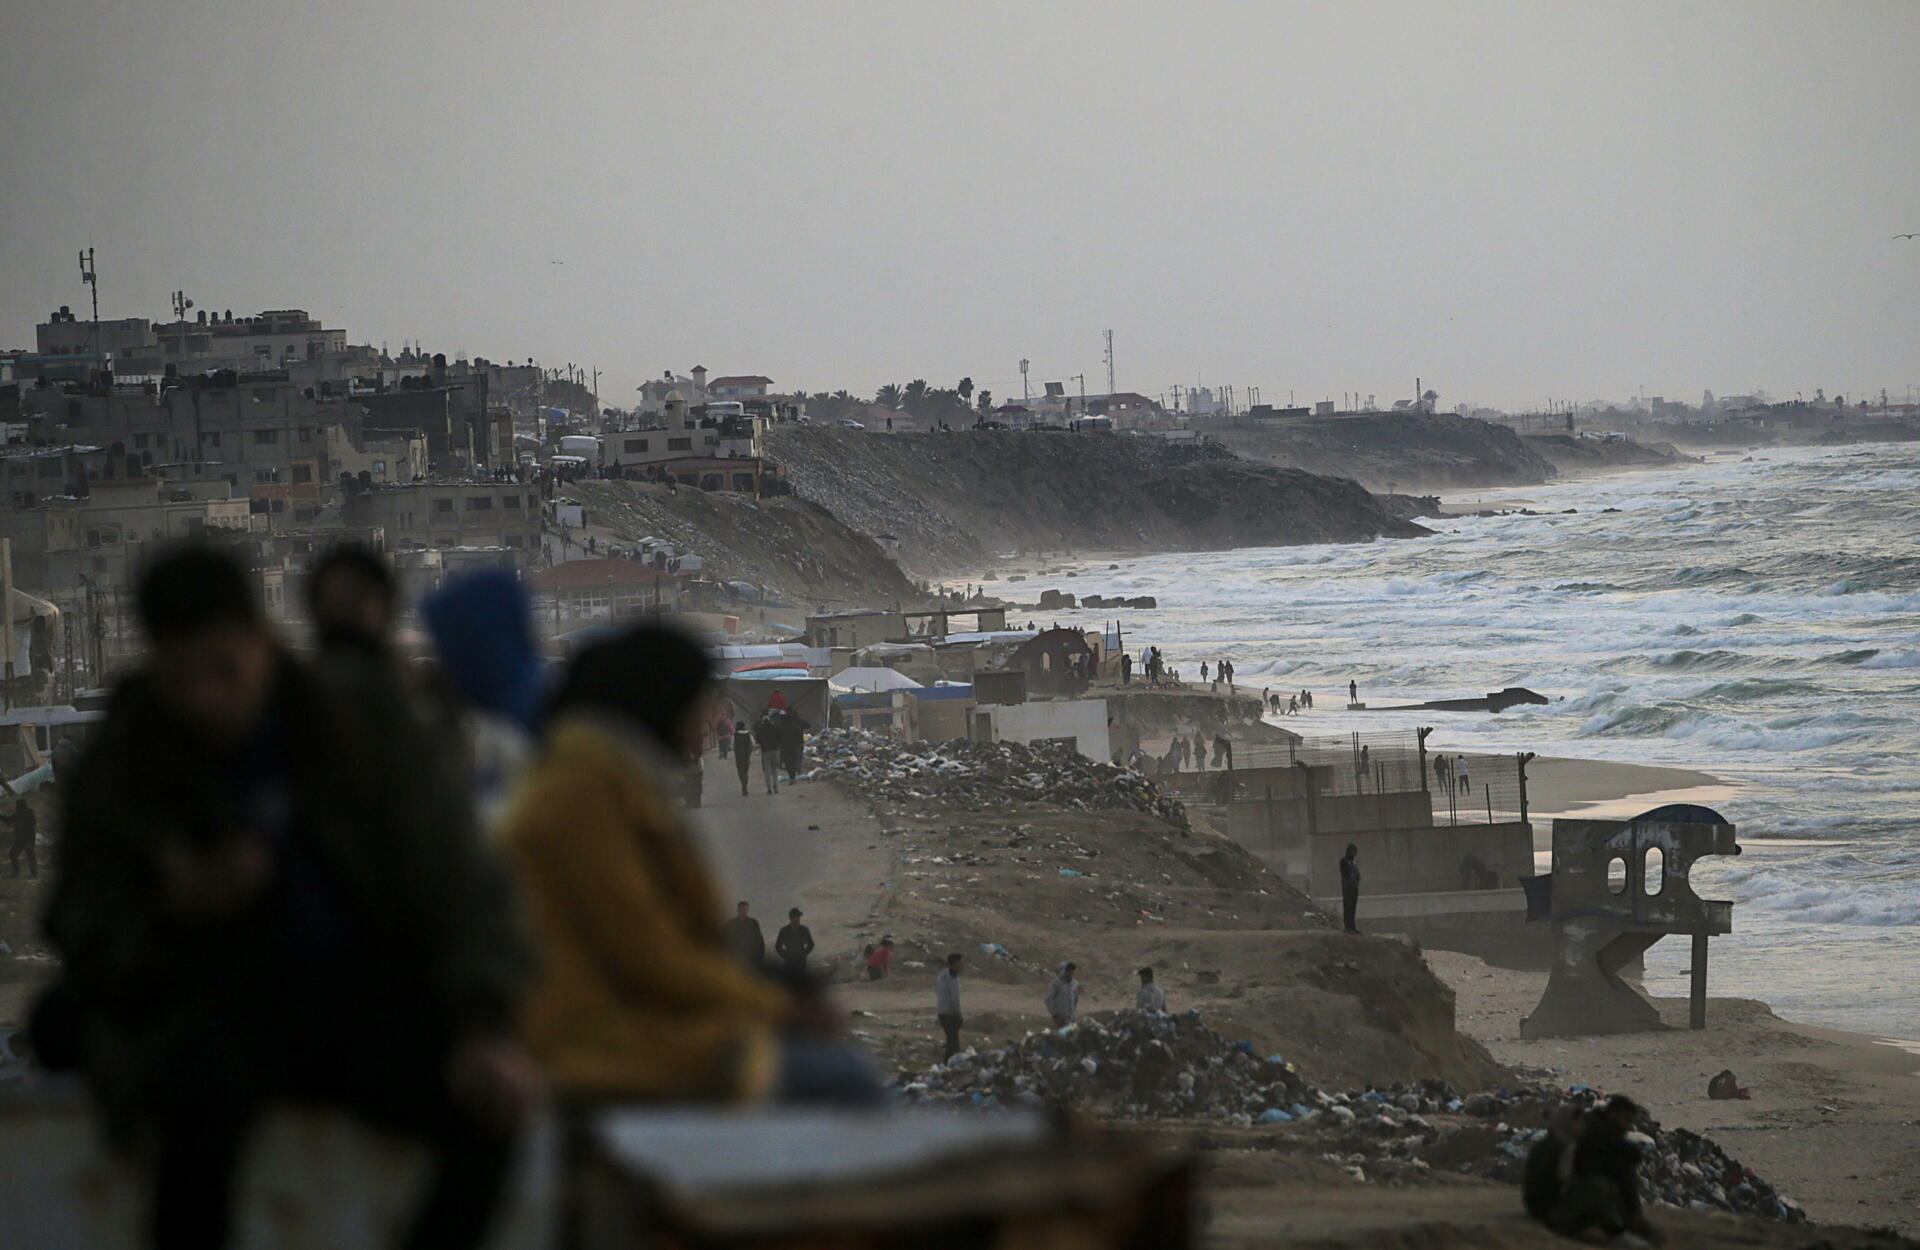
<box><xmin>78</xmin><ymin>247</ymin><xmax>100</xmax><ymax>362</ymax></box>
<box><xmin>1103</xmin><ymin>329</ymin><xmax>1115</xmax><ymax>397</ymax></box>
<box><xmin>1020</xmin><ymin>358</ymin><xmax>1030</xmax><ymax>404</ymax></box>
<box><xmin>1070</xmin><ymin>374</ymin><xmax>1086</xmax><ymax>417</ymax></box>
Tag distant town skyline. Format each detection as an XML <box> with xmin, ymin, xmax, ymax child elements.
<box><xmin>3</xmin><ymin>1</ymin><xmax>1916</xmax><ymax>412</ymax></box>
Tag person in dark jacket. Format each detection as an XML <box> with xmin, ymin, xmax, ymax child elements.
<box><xmin>778</xmin><ymin>710</ymin><xmax>810</xmax><ymax>782</ymax></box>
<box><xmin>8</xmin><ymin>797</ymin><xmax>36</xmax><ymax>878</ymax></box>
<box><xmin>41</xmin><ymin>545</ymin><xmax>537</xmax><ymax>1250</ymax></box>
<box><xmin>732</xmin><ymin>718</ymin><xmax>754</xmax><ymax>796</ymax></box>
<box><xmin>725</xmin><ymin>901</ymin><xmax>766</xmax><ymax>967</ymax></box>
<box><xmin>775</xmin><ymin>908</ymin><xmax>814</xmax><ymax>974</ymax></box>
<box><xmin>1339</xmin><ymin>843</ymin><xmax>1362</xmax><ymax>933</ymax></box>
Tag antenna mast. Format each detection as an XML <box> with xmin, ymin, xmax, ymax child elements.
<box><xmin>1103</xmin><ymin>329</ymin><xmax>1114</xmax><ymax>396</ymax></box>
<box><xmin>77</xmin><ymin>247</ymin><xmax>100</xmax><ymax>360</ymax></box>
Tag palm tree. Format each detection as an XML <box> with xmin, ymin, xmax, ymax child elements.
<box><xmin>876</xmin><ymin>383</ymin><xmax>902</xmax><ymax>409</ymax></box>
<box><xmin>902</xmin><ymin>379</ymin><xmax>930</xmax><ymax>414</ymax></box>
<box><xmin>957</xmin><ymin>377</ymin><xmax>974</xmax><ymax>404</ymax></box>
<box><xmin>977</xmin><ymin>389</ymin><xmax>992</xmax><ymax>414</ymax></box>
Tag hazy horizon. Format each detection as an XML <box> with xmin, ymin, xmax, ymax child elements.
<box><xmin>3</xmin><ymin>0</ymin><xmax>1916</xmax><ymax>411</ymax></box>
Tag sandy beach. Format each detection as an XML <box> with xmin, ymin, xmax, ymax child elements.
<box><xmin>1430</xmin><ymin>950</ymin><xmax>1920</xmax><ymax>1234</ymax></box>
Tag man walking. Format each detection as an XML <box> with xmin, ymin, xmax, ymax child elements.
<box><xmin>8</xmin><ymin>797</ymin><xmax>36</xmax><ymax>879</ymax></box>
<box><xmin>1457</xmin><ymin>754</ymin><xmax>1471</xmax><ymax>796</ymax></box>
<box><xmin>754</xmin><ymin>710</ymin><xmax>782</xmax><ymax>794</ymax></box>
<box><xmin>725</xmin><ymin>901</ymin><xmax>765</xmax><ymax>968</ymax></box>
<box><xmin>934</xmin><ymin>952</ymin><xmax>964</xmax><ymax>1061</ymax></box>
<box><xmin>732</xmin><ymin>719</ymin><xmax>754</xmax><ymax>797</ymax></box>
<box><xmin>775</xmin><ymin>907</ymin><xmax>814</xmax><ymax>975</ymax></box>
<box><xmin>1340</xmin><ymin>843</ymin><xmax>1362</xmax><ymax>934</ymax></box>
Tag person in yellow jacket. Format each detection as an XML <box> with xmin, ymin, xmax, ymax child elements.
<box><xmin>503</xmin><ymin>624</ymin><xmax>880</xmax><ymax>1104</ymax></box>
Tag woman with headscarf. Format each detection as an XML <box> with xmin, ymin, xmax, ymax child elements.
<box><xmin>502</xmin><ymin>624</ymin><xmax>879</xmax><ymax>1105</ymax></box>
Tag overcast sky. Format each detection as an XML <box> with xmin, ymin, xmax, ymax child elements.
<box><xmin>3</xmin><ymin>1</ymin><xmax>1916</xmax><ymax>411</ymax></box>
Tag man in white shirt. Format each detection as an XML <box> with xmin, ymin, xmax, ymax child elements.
<box><xmin>1135</xmin><ymin>965</ymin><xmax>1166</xmax><ymax>1013</ymax></box>
<box><xmin>934</xmin><ymin>953</ymin><xmax>964</xmax><ymax>1061</ymax></box>
<box><xmin>1044</xmin><ymin>962</ymin><xmax>1081</xmax><ymax>1028</ymax></box>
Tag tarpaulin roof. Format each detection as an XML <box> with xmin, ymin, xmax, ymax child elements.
<box><xmin>828</xmin><ymin>666</ymin><xmax>923</xmax><ymax>693</ymax></box>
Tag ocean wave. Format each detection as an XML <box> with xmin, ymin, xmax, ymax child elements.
<box><xmin>1577</xmin><ymin>704</ymin><xmax>1882</xmax><ymax>751</ymax></box>
<box><xmin>1862</xmin><ymin>649</ymin><xmax>1920</xmax><ymax>669</ymax></box>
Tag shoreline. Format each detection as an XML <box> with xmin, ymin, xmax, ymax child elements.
<box><xmin>1429</xmin><ymin>951</ymin><xmax>1920</xmax><ymax>1233</ymax></box>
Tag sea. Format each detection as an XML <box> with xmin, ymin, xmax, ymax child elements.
<box><xmin>979</xmin><ymin>441</ymin><xmax>1920</xmax><ymax>1041</ymax></box>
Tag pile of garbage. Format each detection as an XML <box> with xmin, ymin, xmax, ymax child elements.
<box><xmin>1435</xmin><ymin>1083</ymin><xmax>1807</xmax><ymax>1223</ymax></box>
<box><xmin>898</xmin><ymin>1009</ymin><xmax>1311</xmax><ymax>1120</ymax></box>
<box><xmin>898</xmin><ymin>1013</ymin><xmax>1804</xmax><ymax>1223</ymax></box>
<box><xmin>805</xmin><ymin>729</ymin><xmax>1188</xmax><ymax>828</ymax></box>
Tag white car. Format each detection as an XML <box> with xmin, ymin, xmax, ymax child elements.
<box><xmin>840</xmin><ymin>419</ymin><xmax>867</xmax><ymax>430</ymax></box>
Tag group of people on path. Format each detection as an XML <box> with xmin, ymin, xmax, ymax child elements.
<box><xmin>930</xmin><ymin>958</ymin><xmax>1168</xmax><ymax>1063</ymax></box>
<box><xmin>29</xmin><ymin>542</ymin><xmax>884</xmax><ymax>1250</ymax></box>
<box><xmin>706</xmin><ymin>697</ymin><xmax>810</xmax><ymax>798</ymax></box>
<box><xmin>1265</xmin><ymin>688</ymin><xmax>1314</xmax><ymax>716</ymax></box>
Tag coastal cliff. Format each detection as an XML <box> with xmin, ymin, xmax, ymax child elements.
<box><xmin>1214</xmin><ymin>413</ymin><xmax>1677</xmax><ymax>492</ymax></box>
<box><xmin>765</xmin><ymin>426</ymin><xmax>1427</xmax><ymax>576</ymax></box>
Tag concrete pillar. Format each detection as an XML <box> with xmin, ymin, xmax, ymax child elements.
<box><xmin>1690</xmin><ymin>932</ymin><xmax>1709</xmax><ymax>1030</ymax></box>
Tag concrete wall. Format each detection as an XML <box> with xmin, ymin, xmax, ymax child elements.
<box><xmin>984</xmin><ymin>698</ymin><xmax>1111</xmax><ymax>762</ymax></box>
<box><xmin>1310</xmin><ymin>823</ymin><xmax>1534</xmax><ymax>897</ymax></box>
<box><xmin>1314</xmin><ymin>791</ymin><xmax>1434</xmax><ymax>836</ymax></box>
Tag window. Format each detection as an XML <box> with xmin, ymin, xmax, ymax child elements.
<box><xmin>253</xmin><ymin>469</ymin><xmax>277</xmax><ymax>483</ymax></box>
<box><xmin>433</xmin><ymin>498</ymin><xmax>454</xmax><ymax>513</ymax></box>
<box><xmin>372</xmin><ymin>460</ymin><xmax>387</xmax><ymax>475</ymax></box>
<box><xmin>466</xmin><ymin>496</ymin><xmax>493</xmax><ymax>511</ymax></box>
<box><xmin>290</xmin><ymin>464</ymin><xmax>312</xmax><ymax>484</ymax></box>
<box><xmin>624</xmin><ymin>438</ymin><xmax>648</xmax><ymax>453</ymax></box>
<box><xmin>668</xmin><ymin>437</ymin><xmax>692</xmax><ymax>451</ymax></box>
<box><xmin>133</xmin><ymin>433</ymin><xmax>149</xmax><ymax>449</ymax></box>
<box><xmin>1645</xmin><ymin>847</ymin><xmax>1665</xmax><ymax>895</ymax></box>
<box><xmin>252</xmin><ymin>429</ymin><xmax>279</xmax><ymax>445</ymax></box>
<box><xmin>297</xmin><ymin>427</ymin><xmax>312</xmax><ymax>443</ymax></box>
<box><xmin>502</xmin><ymin>494</ymin><xmax>520</xmax><ymax>509</ymax></box>
<box><xmin>270</xmin><ymin>499</ymin><xmax>286</xmax><ymax>514</ymax></box>
<box><xmin>1607</xmin><ymin>856</ymin><xmax>1627</xmax><ymax>895</ymax></box>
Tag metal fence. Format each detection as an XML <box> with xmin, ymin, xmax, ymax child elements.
<box><xmin>1161</xmin><ymin>729</ymin><xmax>1530</xmax><ymax>828</ymax></box>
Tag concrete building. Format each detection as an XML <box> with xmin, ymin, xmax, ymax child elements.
<box><xmin>705</xmin><ymin>374</ymin><xmax>772</xmax><ymax>400</ymax></box>
<box><xmin>972</xmin><ymin>697</ymin><xmax>1111</xmax><ymax>762</ymax></box>
<box><xmin>528</xmin><ymin>557</ymin><xmax>682</xmax><ymax>626</ymax></box>
<box><xmin>344</xmin><ymin>481</ymin><xmax>541</xmax><ymax>557</ymax></box>
<box><xmin>806</xmin><ymin>609</ymin><xmax>907</xmax><ymax>649</ymax></box>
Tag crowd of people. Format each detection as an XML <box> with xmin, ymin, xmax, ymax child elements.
<box><xmin>928</xmin><ymin>957</ymin><xmax>1170</xmax><ymax>1060</ymax></box>
<box><xmin>26</xmin><ymin>542</ymin><xmax>879</xmax><ymax>1250</ymax></box>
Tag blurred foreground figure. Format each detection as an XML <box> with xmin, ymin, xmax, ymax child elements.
<box><xmin>422</xmin><ymin>568</ymin><xmax>546</xmax><ymax>834</ymax></box>
<box><xmin>1523</xmin><ymin>1094</ymin><xmax>1662</xmax><ymax>1245</ymax></box>
<box><xmin>504</xmin><ymin>624</ymin><xmax>881</xmax><ymax>1105</ymax></box>
<box><xmin>42</xmin><ymin>545</ymin><xmax>537</xmax><ymax>1250</ymax></box>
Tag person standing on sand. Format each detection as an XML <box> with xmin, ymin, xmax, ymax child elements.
<box><xmin>1044</xmin><ymin>962</ymin><xmax>1080</xmax><ymax>1028</ymax></box>
<box><xmin>1199</xmin><ymin>661</ymin><xmax>1210</xmax><ymax>685</ymax></box>
<box><xmin>865</xmin><ymin>937</ymin><xmax>893</xmax><ymax>981</ymax></box>
<box><xmin>1358</xmin><ymin>743</ymin><xmax>1371</xmax><ymax>789</ymax></box>
<box><xmin>934</xmin><ymin>953</ymin><xmax>964</xmax><ymax>1061</ymax></box>
<box><xmin>775</xmin><ymin>908</ymin><xmax>814</xmax><ymax>975</ymax></box>
<box><xmin>1457</xmin><ymin>754</ymin><xmax>1471</xmax><ymax>796</ymax></box>
<box><xmin>1121</xmin><ymin>653</ymin><xmax>1133</xmax><ymax>685</ymax></box>
<box><xmin>1433</xmin><ymin>753</ymin><xmax>1449</xmax><ymax>794</ymax></box>
<box><xmin>1287</xmin><ymin>695</ymin><xmax>1298</xmax><ymax>716</ymax></box>
<box><xmin>1135</xmin><ymin>966</ymin><xmax>1166</xmax><ymax>1013</ymax></box>
<box><xmin>732</xmin><ymin>719</ymin><xmax>754</xmax><ymax>796</ymax></box>
<box><xmin>1349</xmin><ymin>679</ymin><xmax>1358</xmax><ymax>703</ymax></box>
<box><xmin>1340</xmin><ymin>843</ymin><xmax>1362</xmax><ymax>934</ymax></box>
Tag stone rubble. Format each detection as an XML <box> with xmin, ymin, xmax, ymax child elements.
<box><xmin>804</xmin><ymin>728</ymin><xmax>1189</xmax><ymax>829</ymax></box>
<box><xmin>897</xmin><ymin>1010</ymin><xmax>1805</xmax><ymax>1223</ymax></box>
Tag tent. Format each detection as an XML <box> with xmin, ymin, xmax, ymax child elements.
<box><xmin>828</xmin><ymin>667</ymin><xmax>923</xmax><ymax>694</ymax></box>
